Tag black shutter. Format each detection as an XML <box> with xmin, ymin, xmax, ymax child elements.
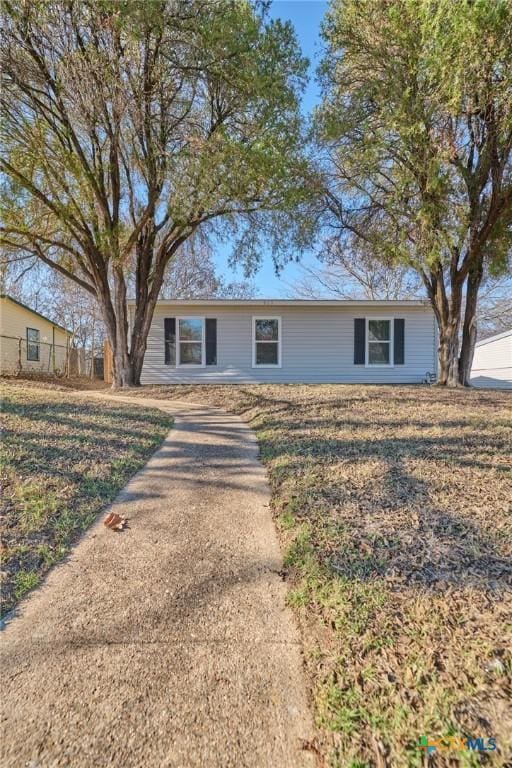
<box><xmin>164</xmin><ymin>318</ymin><xmax>176</xmax><ymax>365</ymax></box>
<box><xmin>205</xmin><ymin>318</ymin><xmax>217</xmax><ymax>365</ymax></box>
<box><xmin>354</xmin><ymin>318</ymin><xmax>366</xmax><ymax>364</ymax></box>
<box><xmin>394</xmin><ymin>319</ymin><xmax>405</xmax><ymax>364</ymax></box>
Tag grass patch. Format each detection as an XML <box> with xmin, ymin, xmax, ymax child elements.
<box><xmin>131</xmin><ymin>383</ymin><xmax>512</xmax><ymax>767</ymax></box>
<box><xmin>14</xmin><ymin>479</ymin><xmax>62</xmax><ymax>533</ymax></box>
<box><xmin>13</xmin><ymin>570</ymin><xmax>40</xmax><ymax>600</ymax></box>
<box><xmin>0</xmin><ymin>381</ymin><xmax>172</xmax><ymax>616</ymax></box>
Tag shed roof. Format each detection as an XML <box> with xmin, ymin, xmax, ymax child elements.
<box><xmin>475</xmin><ymin>328</ymin><xmax>512</xmax><ymax>347</ymax></box>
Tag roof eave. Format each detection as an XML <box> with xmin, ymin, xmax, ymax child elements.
<box><xmin>475</xmin><ymin>328</ymin><xmax>512</xmax><ymax>347</ymax></box>
<box><xmin>126</xmin><ymin>298</ymin><xmax>431</xmax><ymax>308</ymax></box>
<box><xmin>0</xmin><ymin>294</ymin><xmax>73</xmax><ymax>335</ymax></box>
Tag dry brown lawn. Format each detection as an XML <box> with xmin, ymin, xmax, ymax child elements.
<box><xmin>127</xmin><ymin>383</ymin><xmax>512</xmax><ymax>768</ymax></box>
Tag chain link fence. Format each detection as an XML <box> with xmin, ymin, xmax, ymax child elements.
<box><xmin>0</xmin><ymin>334</ymin><xmax>74</xmax><ymax>376</ymax></box>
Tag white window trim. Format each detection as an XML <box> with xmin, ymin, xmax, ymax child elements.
<box><xmin>252</xmin><ymin>316</ymin><xmax>282</xmax><ymax>368</ymax></box>
<box><xmin>176</xmin><ymin>316</ymin><xmax>205</xmax><ymax>367</ymax></box>
<box><xmin>365</xmin><ymin>317</ymin><xmax>394</xmax><ymax>367</ymax></box>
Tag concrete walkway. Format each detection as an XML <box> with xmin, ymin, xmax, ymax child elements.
<box><xmin>1</xmin><ymin>397</ymin><xmax>315</xmax><ymax>768</ymax></box>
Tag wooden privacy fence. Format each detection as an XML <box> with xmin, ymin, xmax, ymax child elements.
<box><xmin>104</xmin><ymin>340</ymin><xmax>113</xmax><ymax>384</ymax></box>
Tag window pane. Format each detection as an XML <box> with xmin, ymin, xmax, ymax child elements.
<box><xmin>179</xmin><ymin>318</ymin><xmax>202</xmax><ymax>341</ymax></box>
<box><xmin>26</xmin><ymin>328</ymin><xmax>40</xmax><ymax>361</ymax></box>
<box><xmin>165</xmin><ymin>342</ymin><xmax>176</xmax><ymax>366</ymax></box>
<box><xmin>27</xmin><ymin>344</ymin><xmax>40</xmax><ymax>361</ymax></box>
<box><xmin>255</xmin><ymin>319</ymin><xmax>279</xmax><ymax>341</ymax></box>
<box><xmin>180</xmin><ymin>342</ymin><xmax>202</xmax><ymax>364</ymax></box>
<box><xmin>368</xmin><ymin>342</ymin><xmax>390</xmax><ymax>364</ymax></box>
<box><xmin>368</xmin><ymin>320</ymin><xmax>390</xmax><ymax>341</ymax></box>
<box><xmin>256</xmin><ymin>342</ymin><xmax>278</xmax><ymax>365</ymax></box>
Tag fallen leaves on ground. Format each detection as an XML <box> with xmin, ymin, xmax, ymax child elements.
<box><xmin>103</xmin><ymin>512</ymin><xmax>128</xmax><ymax>531</ymax></box>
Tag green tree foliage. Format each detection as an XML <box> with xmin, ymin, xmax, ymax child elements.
<box><xmin>318</xmin><ymin>0</ymin><xmax>512</xmax><ymax>385</ymax></box>
<box><xmin>1</xmin><ymin>0</ymin><xmax>309</xmax><ymax>385</ymax></box>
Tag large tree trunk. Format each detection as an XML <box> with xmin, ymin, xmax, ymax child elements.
<box><xmin>106</xmin><ymin>247</ymin><xmax>168</xmax><ymax>388</ymax></box>
<box><xmin>110</xmin><ymin>327</ymin><xmax>136</xmax><ymax>388</ymax></box>
<box><xmin>110</xmin><ymin>268</ymin><xmax>135</xmax><ymax>388</ymax></box>
<box><xmin>110</xmin><ymin>329</ymin><xmax>146</xmax><ymax>388</ymax></box>
<box><xmin>437</xmin><ymin>317</ymin><xmax>461</xmax><ymax>386</ymax></box>
<box><xmin>458</xmin><ymin>260</ymin><xmax>484</xmax><ymax>387</ymax></box>
<box><xmin>423</xmin><ymin>264</ymin><xmax>464</xmax><ymax>387</ymax></box>
<box><xmin>95</xmin><ymin>268</ymin><xmax>137</xmax><ymax>388</ymax></box>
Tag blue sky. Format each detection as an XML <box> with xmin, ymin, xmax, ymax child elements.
<box><xmin>272</xmin><ymin>0</ymin><xmax>326</xmax><ymax>116</ymax></box>
<box><xmin>214</xmin><ymin>1</ymin><xmax>328</xmax><ymax>297</ymax></box>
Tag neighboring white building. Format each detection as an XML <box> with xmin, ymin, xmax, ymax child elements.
<box><xmin>129</xmin><ymin>299</ymin><xmax>437</xmax><ymax>385</ymax></box>
<box><xmin>470</xmin><ymin>329</ymin><xmax>512</xmax><ymax>390</ymax></box>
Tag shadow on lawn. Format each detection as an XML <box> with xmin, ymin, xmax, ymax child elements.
<box><xmin>241</xmin><ymin>388</ymin><xmax>512</xmax><ymax>594</ymax></box>
<box><xmin>0</xmin><ymin>394</ymin><xmax>173</xmax><ymax>619</ymax></box>
<box><xmin>1</xmin><ymin>397</ymin><xmax>171</xmax><ymax>473</ymax></box>
<box><xmin>1</xmin><ymin>397</ymin><xmax>168</xmax><ymax>436</ymax></box>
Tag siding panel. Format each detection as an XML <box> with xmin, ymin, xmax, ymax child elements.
<box><xmin>0</xmin><ymin>297</ymin><xmax>70</xmax><ymax>374</ymax></box>
<box><xmin>470</xmin><ymin>331</ymin><xmax>512</xmax><ymax>389</ymax></box>
<box><xmin>138</xmin><ymin>304</ymin><xmax>436</xmax><ymax>384</ymax></box>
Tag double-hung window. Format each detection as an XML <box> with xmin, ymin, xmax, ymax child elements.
<box><xmin>366</xmin><ymin>319</ymin><xmax>392</xmax><ymax>365</ymax></box>
<box><xmin>26</xmin><ymin>327</ymin><xmax>40</xmax><ymax>361</ymax></box>
<box><xmin>177</xmin><ymin>317</ymin><xmax>205</xmax><ymax>366</ymax></box>
<box><xmin>253</xmin><ymin>317</ymin><xmax>281</xmax><ymax>367</ymax></box>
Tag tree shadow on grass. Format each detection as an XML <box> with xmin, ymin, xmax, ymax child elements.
<box><xmin>325</xmin><ymin>460</ymin><xmax>511</xmax><ymax>592</ymax></box>
<box><xmin>0</xmin><ymin>396</ymin><xmax>173</xmax><ymax>620</ymax></box>
<box><xmin>239</xmin><ymin>388</ymin><xmax>512</xmax><ymax>595</ymax></box>
<box><xmin>1</xmin><ymin>397</ymin><xmax>169</xmax><ymax>439</ymax></box>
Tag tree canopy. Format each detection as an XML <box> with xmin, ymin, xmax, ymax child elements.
<box><xmin>317</xmin><ymin>0</ymin><xmax>512</xmax><ymax>384</ymax></box>
<box><xmin>1</xmin><ymin>0</ymin><xmax>310</xmax><ymax>385</ymax></box>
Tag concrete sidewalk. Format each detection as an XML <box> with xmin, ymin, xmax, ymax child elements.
<box><xmin>1</xmin><ymin>397</ymin><xmax>315</xmax><ymax>768</ymax></box>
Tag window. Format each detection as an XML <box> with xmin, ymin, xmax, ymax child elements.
<box><xmin>367</xmin><ymin>319</ymin><xmax>392</xmax><ymax>365</ymax></box>
<box><xmin>26</xmin><ymin>327</ymin><xmax>40</xmax><ymax>361</ymax></box>
<box><xmin>253</xmin><ymin>317</ymin><xmax>281</xmax><ymax>367</ymax></box>
<box><xmin>177</xmin><ymin>317</ymin><xmax>205</xmax><ymax>366</ymax></box>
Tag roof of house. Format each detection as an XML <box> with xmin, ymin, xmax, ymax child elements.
<box><xmin>0</xmin><ymin>294</ymin><xmax>72</xmax><ymax>335</ymax></box>
<box><xmin>127</xmin><ymin>298</ymin><xmax>431</xmax><ymax>308</ymax></box>
<box><xmin>475</xmin><ymin>328</ymin><xmax>512</xmax><ymax>347</ymax></box>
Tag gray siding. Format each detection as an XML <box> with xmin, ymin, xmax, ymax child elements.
<box><xmin>471</xmin><ymin>331</ymin><xmax>512</xmax><ymax>390</ymax></box>
<box><xmin>137</xmin><ymin>304</ymin><xmax>437</xmax><ymax>385</ymax></box>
